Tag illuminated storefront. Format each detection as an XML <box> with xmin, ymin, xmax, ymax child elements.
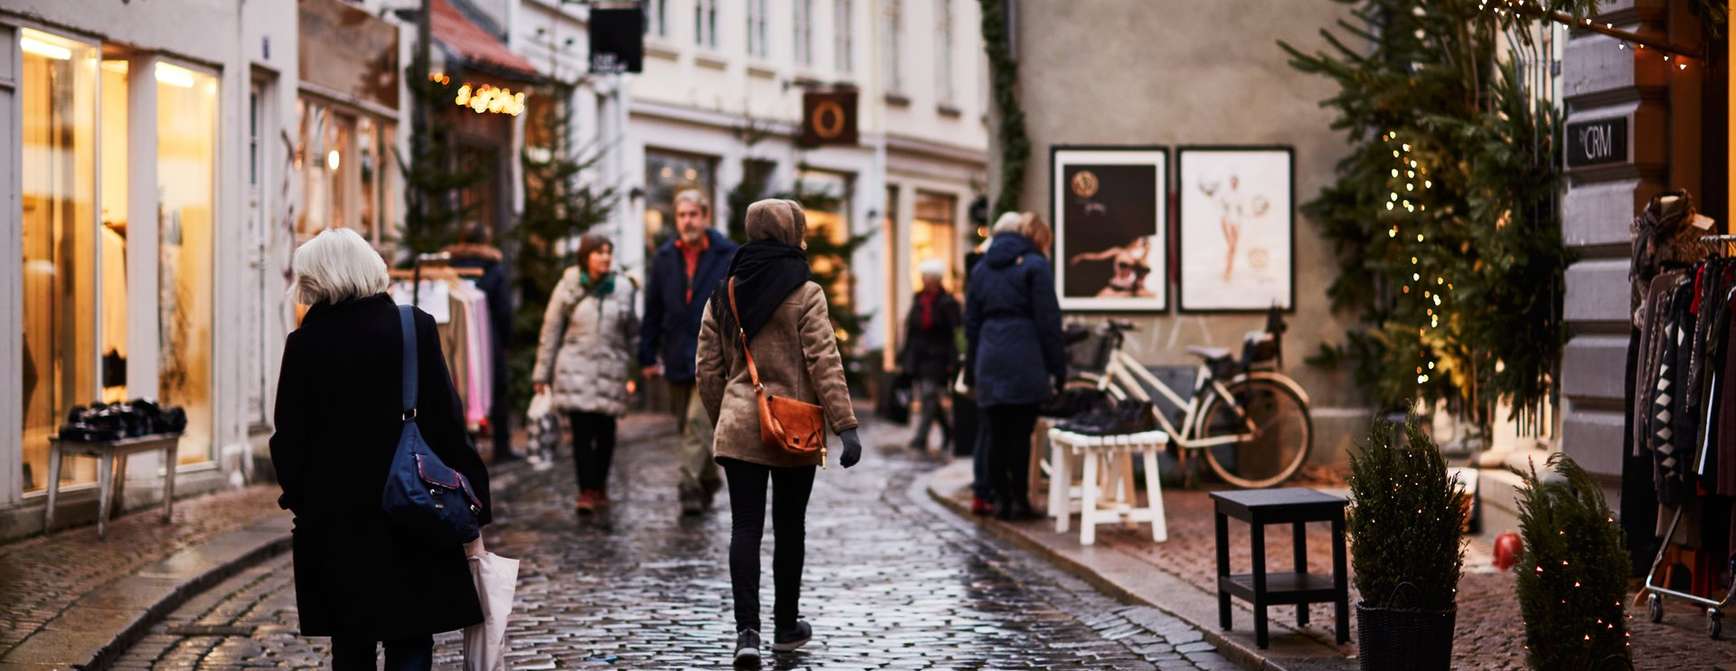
<box><xmin>1</xmin><ymin>0</ymin><xmax>297</xmax><ymax>538</ymax></box>
<box><xmin>295</xmin><ymin>0</ymin><xmax>401</xmax><ymax>248</ymax></box>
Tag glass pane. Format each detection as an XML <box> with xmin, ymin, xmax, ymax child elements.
<box><xmin>20</xmin><ymin>29</ymin><xmax>99</xmax><ymax>493</ymax></box>
<box><xmin>157</xmin><ymin>62</ymin><xmax>218</xmax><ymax>466</ymax></box>
<box><xmin>643</xmin><ymin>150</ymin><xmax>716</xmax><ymax>257</ymax></box>
<box><xmin>912</xmin><ymin>191</ymin><xmax>957</xmax><ymax>291</ymax></box>
<box><xmin>99</xmin><ymin>60</ymin><xmax>129</xmax><ymax>403</ymax></box>
<box><xmin>358</xmin><ymin>116</ymin><xmax>377</xmax><ymax>243</ymax></box>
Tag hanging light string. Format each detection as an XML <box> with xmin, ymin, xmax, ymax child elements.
<box><xmin>1382</xmin><ymin>130</ymin><xmax>1443</xmax><ymax>387</ymax></box>
<box><xmin>1478</xmin><ymin>0</ymin><xmax>1705</xmax><ymax>68</ymax></box>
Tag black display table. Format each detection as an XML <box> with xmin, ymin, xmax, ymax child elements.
<box><xmin>1210</xmin><ymin>487</ymin><xmax>1350</xmax><ymax>649</ymax></box>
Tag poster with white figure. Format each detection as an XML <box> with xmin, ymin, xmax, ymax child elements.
<box><xmin>1178</xmin><ymin>147</ymin><xmax>1294</xmax><ymax>311</ymax></box>
<box><xmin>1051</xmin><ymin>146</ymin><xmax>1168</xmax><ymax>311</ymax></box>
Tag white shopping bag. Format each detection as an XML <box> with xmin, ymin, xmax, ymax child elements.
<box><xmin>463</xmin><ymin>539</ymin><xmax>520</xmax><ymax>671</ymax></box>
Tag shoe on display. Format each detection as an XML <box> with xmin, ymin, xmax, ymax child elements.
<box><xmin>770</xmin><ymin>620</ymin><xmax>811</xmax><ymax>652</ymax></box>
<box><xmin>733</xmin><ymin>629</ymin><xmax>762</xmax><ymax>665</ymax></box>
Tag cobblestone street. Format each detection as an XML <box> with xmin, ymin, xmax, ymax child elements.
<box><xmin>113</xmin><ymin>417</ymin><xmax>1233</xmax><ymax>670</ymax></box>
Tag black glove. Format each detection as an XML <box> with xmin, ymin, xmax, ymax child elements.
<box><xmin>839</xmin><ymin>428</ymin><xmax>863</xmax><ymax>468</ymax></box>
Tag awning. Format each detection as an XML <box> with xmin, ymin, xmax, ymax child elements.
<box><xmin>432</xmin><ymin>0</ymin><xmax>538</xmax><ymax>82</ymax></box>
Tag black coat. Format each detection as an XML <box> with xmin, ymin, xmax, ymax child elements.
<box><xmin>965</xmin><ymin>233</ymin><xmax>1066</xmax><ymax>407</ymax></box>
<box><xmin>639</xmin><ymin>229</ymin><xmax>739</xmax><ymax>383</ymax></box>
<box><xmin>270</xmin><ymin>293</ymin><xmax>492</xmax><ymax>640</ymax></box>
<box><xmin>902</xmin><ymin>290</ymin><xmax>961</xmax><ymax>382</ymax></box>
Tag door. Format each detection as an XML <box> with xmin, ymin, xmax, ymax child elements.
<box><xmin>245</xmin><ymin>79</ymin><xmax>267</xmax><ymax>430</ymax></box>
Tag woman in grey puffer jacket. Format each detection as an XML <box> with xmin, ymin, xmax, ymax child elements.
<box><xmin>533</xmin><ymin>233</ymin><xmax>640</xmax><ymax>512</ymax></box>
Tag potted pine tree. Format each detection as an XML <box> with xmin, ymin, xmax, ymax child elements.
<box><xmin>1347</xmin><ymin>418</ymin><xmax>1466</xmax><ymax>671</ymax></box>
<box><xmin>1515</xmin><ymin>454</ymin><xmax>1630</xmax><ymax>670</ymax></box>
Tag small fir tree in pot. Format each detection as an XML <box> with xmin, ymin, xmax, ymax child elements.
<box><xmin>1347</xmin><ymin>418</ymin><xmax>1465</xmax><ymax>670</ymax></box>
<box><xmin>1514</xmin><ymin>454</ymin><xmax>1630</xmax><ymax>670</ymax></box>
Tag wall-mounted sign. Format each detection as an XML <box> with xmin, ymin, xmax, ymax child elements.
<box><xmin>800</xmin><ymin>90</ymin><xmax>858</xmax><ymax>147</ymax></box>
<box><xmin>1566</xmin><ymin>117</ymin><xmax>1628</xmax><ymax>168</ymax></box>
<box><xmin>589</xmin><ymin>6</ymin><xmax>644</xmax><ymax>74</ymax></box>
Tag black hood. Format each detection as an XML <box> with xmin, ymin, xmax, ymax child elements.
<box><xmin>984</xmin><ymin>233</ymin><xmax>1037</xmax><ymax>269</ymax></box>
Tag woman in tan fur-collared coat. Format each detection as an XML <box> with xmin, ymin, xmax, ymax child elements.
<box><xmin>695</xmin><ymin>199</ymin><xmax>862</xmax><ymax>664</ymax></box>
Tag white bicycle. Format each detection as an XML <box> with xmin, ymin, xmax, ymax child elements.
<box><xmin>1065</xmin><ymin>315</ymin><xmax>1313</xmax><ymax>489</ymax></box>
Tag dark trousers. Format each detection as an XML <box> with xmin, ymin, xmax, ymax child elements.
<box><xmin>721</xmin><ymin>457</ymin><xmax>816</xmax><ymax>633</ymax></box>
<box><xmin>971</xmin><ymin>418</ymin><xmax>993</xmax><ymax>501</ymax></box>
<box><xmin>568</xmin><ymin>411</ymin><xmax>617</xmax><ymax>491</ymax></box>
<box><xmin>911</xmin><ymin>378</ymin><xmax>952</xmax><ymax>449</ymax></box>
<box><xmin>1621</xmin><ymin>326</ymin><xmax>1659</xmax><ymax>576</ymax></box>
<box><xmin>985</xmin><ymin>404</ymin><xmax>1039</xmax><ymax>507</ymax></box>
<box><xmin>330</xmin><ymin>634</ymin><xmax>433</xmax><ymax>671</ymax></box>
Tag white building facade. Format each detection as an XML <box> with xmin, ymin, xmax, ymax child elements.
<box><xmin>512</xmin><ymin>0</ymin><xmax>990</xmax><ymax>360</ymax></box>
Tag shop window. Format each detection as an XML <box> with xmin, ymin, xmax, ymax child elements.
<box><xmin>799</xmin><ymin>170</ymin><xmax>854</xmax><ymax>324</ymax></box>
<box><xmin>643</xmin><ymin>149</ymin><xmax>717</xmax><ymax>256</ymax></box>
<box><xmin>297</xmin><ymin>99</ymin><xmax>395</xmax><ymax>246</ymax></box>
<box><xmin>911</xmin><ymin>191</ymin><xmax>958</xmax><ymax>291</ymax></box>
<box><xmin>20</xmin><ymin>28</ymin><xmax>99</xmax><ymax>493</ymax></box>
<box><xmin>99</xmin><ymin>59</ymin><xmax>130</xmax><ymax>403</ymax></box>
<box><xmin>156</xmin><ymin>62</ymin><xmax>218</xmax><ymax>466</ymax></box>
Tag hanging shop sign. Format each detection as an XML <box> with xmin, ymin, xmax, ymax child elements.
<box><xmin>800</xmin><ymin>90</ymin><xmax>858</xmax><ymax>147</ymax></box>
<box><xmin>588</xmin><ymin>5</ymin><xmax>644</xmax><ymax>74</ymax></box>
<box><xmin>1566</xmin><ymin>117</ymin><xmax>1628</xmax><ymax>168</ymax></box>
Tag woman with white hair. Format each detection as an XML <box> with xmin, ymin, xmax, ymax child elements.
<box><xmin>900</xmin><ymin>258</ymin><xmax>961</xmax><ymax>454</ymax></box>
<box><xmin>270</xmin><ymin>228</ymin><xmax>492</xmax><ymax>670</ymax></box>
<box><xmin>965</xmin><ymin>212</ymin><xmax>1065</xmax><ymax>521</ymax></box>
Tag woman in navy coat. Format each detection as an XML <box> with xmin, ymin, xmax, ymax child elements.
<box><xmin>965</xmin><ymin>212</ymin><xmax>1066</xmax><ymax>520</ymax></box>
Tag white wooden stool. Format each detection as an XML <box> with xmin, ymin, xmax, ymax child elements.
<box><xmin>1047</xmin><ymin>428</ymin><xmax>1169</xmax><ymax>545</ymax></box>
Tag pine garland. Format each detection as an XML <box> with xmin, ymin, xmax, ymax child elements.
<box><xmin>1346</xmin><ymin>417</ymin><xmax>1466</xmax><ymax>612</ymax></box>
<box><xmin>979</xmin><ymin>0</ymin><xmax>1029</xmax><ymax>227</ymax></box>
<box><xmin>1515</xmin><ymin>453</ymin><xmax>1630</xmax><ymax>670</ymax></box>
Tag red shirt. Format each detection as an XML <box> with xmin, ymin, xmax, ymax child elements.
<box><xmin>675</xmin><ymin>234</ymin><xmax>710</xmax><ymax>303</ymax></box>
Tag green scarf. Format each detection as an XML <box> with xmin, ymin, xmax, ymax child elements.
<box><xmin>580</xmin><ymin>270</ymin><xmax>616</xmax><ymax>298</ymax></box>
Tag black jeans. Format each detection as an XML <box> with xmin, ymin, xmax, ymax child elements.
<box><xmin>721</xmin><ymin>457</ymin><xmax>816</xmax><ymax>633</ymax></box>
<box><xmin>568</xmin><ymin>411</ymin><xmax>616</xmax><ymax>491</ymax></box>
<box><xmin>330</xmin><ymin>634</ymin><xmax>432</xmax><ymax>671</ymax></box>
<box><xmin>985</xmin><ymin>404</ymin><xmax>1039</xmax><ymax>506</ymax></box>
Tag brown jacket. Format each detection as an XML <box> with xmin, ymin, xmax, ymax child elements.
<box><xmin>696</xmin><ymin>281</ymin><xmax>859</xmax><ymax>467</ymax></box>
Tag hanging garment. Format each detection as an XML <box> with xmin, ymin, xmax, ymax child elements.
<box><xmin>1637</xmin><ymin>271</ymin><xmax>1689</xmax><ymax>456</ymax></box>
<box><xmin>1657</xmin><ymin>278</ymin><xmax>1700</xmax><ymax>505</ymax></box>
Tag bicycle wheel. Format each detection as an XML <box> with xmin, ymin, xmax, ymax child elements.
<box><xmin>1195</xmin><ymin>375</ymin><xmax>1311</xmax><ymax>488</ymax></box>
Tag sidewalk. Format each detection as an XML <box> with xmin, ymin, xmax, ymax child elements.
<box><xmin>0</xmin><ymin>414</ymin><xmax>673</xmax><ymax>670</ymax></box>
<box><xmin>926</xmin><ymin>459</ymin><xmax>1736</xmax><ymax>670</ymax></box>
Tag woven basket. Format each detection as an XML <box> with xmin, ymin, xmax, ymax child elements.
<box><xmin>1355</xmin><ymin>602</ymin><xmax>1455</xmax><ymax>671</ymax></box>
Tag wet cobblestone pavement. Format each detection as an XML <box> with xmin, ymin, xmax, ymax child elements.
<box><xmin>115</xmin><ymin>417</ymin><xmax>1232</xmax><ymax>669</ymax></box>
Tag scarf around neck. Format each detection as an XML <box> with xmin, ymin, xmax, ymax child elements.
<box><xmin>580</xmin><ymin>270</ymin><xmax>616</xmax><ymax>298</ymax></box>
<box><xmin>714</xmin><ymin>239</ymin><xmax>811</xmax><ymax>343</ymax></box>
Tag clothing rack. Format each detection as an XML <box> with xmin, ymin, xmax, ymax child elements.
<box><xmin>1701</xmin><ymin>234</ymin><xmax>1736</xmax><ymax>257</ymax></box>
<box><xmin>398</xmin><ymin>252</ymin><xmax>484</xmax><ymax>305</ymax></box>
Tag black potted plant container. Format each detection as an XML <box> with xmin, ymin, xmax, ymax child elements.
<box><xmin>1347</xmin><ymin>418</ymin><xmax>1466</xmax><ymax>671</ymax></box>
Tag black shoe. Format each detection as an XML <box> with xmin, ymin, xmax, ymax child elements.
<box><xmin>997</xmin><ymin>498</ymin><xmax>1042</xmax><ymax>522</ymax></box>
<box><xmin>679</xmin><ymin>484</ymin><xmax>705</xmax><ymax>517</ymax></box>
<box><xmin>734</xmin><ymin>629</ymin><xmax>761</xmax><ymax>665</ymax></box>
<box><xmin>771</xmin><ymin>620</ymin><xmax>811</xmax><ymax>652</ymax></box>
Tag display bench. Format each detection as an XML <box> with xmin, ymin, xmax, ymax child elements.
<box><xmin>44</xmin><ymin>433</ymin><xmax>182</xmax><ymax>539</ymax></box>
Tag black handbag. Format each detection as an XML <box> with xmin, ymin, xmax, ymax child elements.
<box><xmin>381</xmin><ymin>306</ymin><xmax>482</xmax><ymax>547</ymax></box>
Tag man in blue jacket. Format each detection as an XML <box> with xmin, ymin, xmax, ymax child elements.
<box><xmin>642</xmin><ymin>189</ymin><xmax>738</xmax><ymax>514</ymax></box>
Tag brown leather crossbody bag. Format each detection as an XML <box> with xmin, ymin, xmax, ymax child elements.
<box><xmin>728</xmin><ymin>278</ymin><xmax>828</xmax><ymax>466</ymax></box>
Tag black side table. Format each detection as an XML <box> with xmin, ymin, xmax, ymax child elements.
<box><xmin>1210</xmin><ymin>487</ymin><xmax>1349</xmax><ymax>649</ymax></box>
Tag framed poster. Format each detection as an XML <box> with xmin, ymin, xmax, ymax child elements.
<box><xmin>1178</xmin><ymin>146</ymin><xmax>1295</xmax><ymax>312</ymax></box>
<box><xmin>1051</xmin><ymin>146</ymin><xmax>1168</xmax><ymax>311</ymax></box>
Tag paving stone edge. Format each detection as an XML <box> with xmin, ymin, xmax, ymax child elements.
<box><xmin>919</xmin><ymin>462</ymin><xmax>1301</xmax><ymax>671</ymax></box>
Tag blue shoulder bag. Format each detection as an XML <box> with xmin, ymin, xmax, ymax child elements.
<box><xmin>382</xmin><ymin>305</ymin><xmax>482</xmax><ymax>546</ymax></box>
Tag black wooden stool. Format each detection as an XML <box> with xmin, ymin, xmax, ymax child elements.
<box><xmin>1210</xmin><ymin>488</ymin><xmax>1349</xmax><ymax>649</ymax></box>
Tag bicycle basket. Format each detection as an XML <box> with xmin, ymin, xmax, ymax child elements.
<box><xmin>1065</xmin><ymin>326</ymin><xmax>1115</xmax><ymax>374</ymax></box>
<box><xmin>1241</xmin><ymin>331</ymin><xmax>1280</xmax><ymax>371</ymax></box>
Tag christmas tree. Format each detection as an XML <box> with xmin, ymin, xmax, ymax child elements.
<box><xmin>1281</xmin><ymin>0</ymin><xmax>1594</xmax><ymax>435</ymax></box>
<box><xmin>510</xmin><ymin>80</ymin><xmax>615</xmax><ymax>413</ymax></box>
<box><xmin>398</xmin><ymin>56</ymin><xmax>486</xmax><ymax>257</ymax></box>
<box><xmin>1515</xmin><ymin>453</ymin><xmax>1630</xmax><ymax>670</ymax></box>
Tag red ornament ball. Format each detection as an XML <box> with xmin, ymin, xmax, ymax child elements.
<box><xmin>1493</xmin><ymin>531</ymin><xmax>1523</xmax><ymax>571</ymax></box>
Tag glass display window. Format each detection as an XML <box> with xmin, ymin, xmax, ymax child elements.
<box><xmin>156</xmin><ymin>61</ymin><xmax>218</xmax><ymax>466</ymax></box>
<box><xmin>20</xmin><ymin>28</ymin><xmax>100</xmax><ymax>493</ymax></box>
<box><xmin>643</xmin><ymin>149</ymin><xmax>717</xmax><ymax>255</ymax></box>
<box><xmin>911</xmin><ymin>191</ymin><xmax>958</xmax><ymax>291</ymax></box>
